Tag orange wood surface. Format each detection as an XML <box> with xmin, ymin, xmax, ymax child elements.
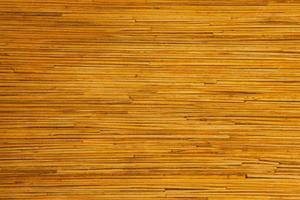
<box><xmin>1</xmin><ymin>0</ymin><xmax>300</xmax><ymax>199</ymax></box>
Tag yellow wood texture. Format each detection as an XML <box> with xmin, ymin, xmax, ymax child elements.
<box><xmin>1</xmin><ymin>0</ymin><xmax>300</xmax><ymax>199</ymax></box>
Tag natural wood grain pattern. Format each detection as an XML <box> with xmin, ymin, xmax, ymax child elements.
<box><xmin>1</xmin><ymin>0</ymin><xmax>300</xmax><ymax>199</ymax></box>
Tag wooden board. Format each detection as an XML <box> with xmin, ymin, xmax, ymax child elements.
<box><xmin>1</xmin><ymin>0</ymin><xmax>300</xmax><ymax>199</ymax></box>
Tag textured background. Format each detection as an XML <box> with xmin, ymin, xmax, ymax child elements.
<box><xmin>1</xmin><ymin>0</ymin><xmax>300</xmax><ymax>199</ymax></box>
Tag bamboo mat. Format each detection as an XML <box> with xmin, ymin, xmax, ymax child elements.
<box><xmin>1</xmin><ymin>0</ymin><xmax>300</xmax><ymax>199</ymax></box>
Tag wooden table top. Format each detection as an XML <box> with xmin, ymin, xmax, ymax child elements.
<box><xmin>1</xmin><ymin>0</ymin><xmax>300</xmax><ymax>199</ymax></box>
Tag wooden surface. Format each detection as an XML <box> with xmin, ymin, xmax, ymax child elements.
<box><xmin>1</xmin><ymin>0</ymin><xmax>300</xmax><ymax>199</ymax></box>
